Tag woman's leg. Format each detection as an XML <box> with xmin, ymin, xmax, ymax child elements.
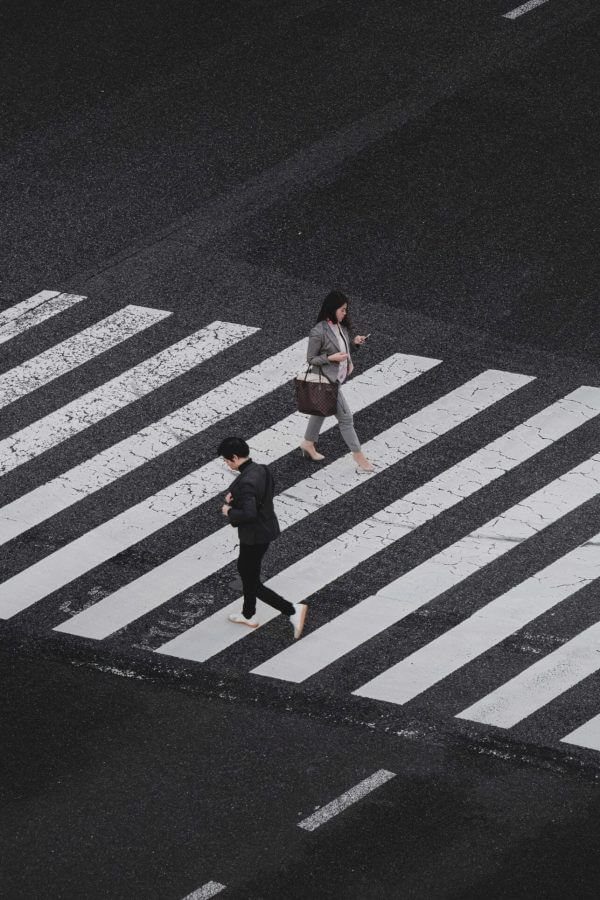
<box><xmin>336</xmin><ymin>387</ymin><xmax>361</xmax><ymax>451</ymax></box>
<box><xmin>337</xmin><ymin>387</ymin><xmax>374</xmax><ymax>470</ymax></box>
<box><xmin>304</xmin><ymin>414</ymin><xmax>325</xmax><ymax>443</ymax></box>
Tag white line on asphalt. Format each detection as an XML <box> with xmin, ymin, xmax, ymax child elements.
<box><xmin>249</xmin><ymin>388</ymin><xmax>600</xmax><ymax>681</ymax></box>
<box><xmin>457</xmin><ymin>614</ymin><xmax>600</xmax><ymax>729</ymax></box>
<box><xmin>0</xmin><ymin>321</ymin><xmax>257</xmax><ymax>479</ymax></box>
<box><xmin>298</xmin><ymin>769</ymin><xmax>396</xmax><ymax>831</ymax></box>
<box><xmin>0</xmin><ymin>305</ymin><xmax>170</xmax><ymax>411</ymax></box>
<box><xmin>51</xmin><ymin>353</ymin><xmax>437</xmax><ymax>637</ymax></box>
<box><xmin>354</xmin><ymin>511</ymin><xmax>600</xmax><ymax>705</ymax></box>
<box><xmin>562</xmin><ymin>712</ymin><xmax>600</xmax><ymax>752</ymax></box>
<box><xmin>0</xmin><ymin>336</ymin><xmax>312</xmax><ymax>547</ymax></box>
<box><xmin>181</xmin><ymin>881</ymin><xmax>226</xmax><ymax>900</ymax></box>
<box><xmin>503</xmin><ymin>0</ymin><xmax>549</xmax><ymax>19</ymax></box>
<box><xmin>0</xmin><ymin>291</ymin><xmax>85</xmax><ymax>345</ymax></box>
<box><xmin>154</xmin><ymin>370</ymin><xmax>533</xmax><ymax>663</ymax></box>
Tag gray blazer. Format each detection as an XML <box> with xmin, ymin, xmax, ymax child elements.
<box><xmin>306</xmin><ymin>320</ymin><xmax>358</xmax><ymax>383</ymax></box>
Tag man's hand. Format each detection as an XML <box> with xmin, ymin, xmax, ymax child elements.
<box><xmin>221</xmin><ymin>504</ymin><xmax>231</xmax><ymax>517</ymax></box>
<box><xmin>225</xmin><ymin>492</ymin><xmax>233</xmax><ymax>503</ymax></box>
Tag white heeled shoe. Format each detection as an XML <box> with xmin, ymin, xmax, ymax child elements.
<box><xmin>300</xmin><ymin>441</ymin><xmax>325</xmax><ymax>461</ymax></box>
<box><xmin>352</xmin><ymin>451</ymin><xmax>374</xmax><ymax>473</ymax></box>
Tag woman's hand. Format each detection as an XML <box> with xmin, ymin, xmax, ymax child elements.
<box><xmin>353</xmin><ymin>335</ymin><xmax>368</xmax><ymax>346</ymax></box>
<box><xmin>328</xmin><ymin>351</ymin><xmax>349</xmax><ymax>362</ymax></box>
<box><xmin>225</xmin><ymin>492</ymin><xmax>233</xmax><ymax>503</ymax></box>
<box><xmin>221</xmin><ymin>504</ymin><xmax>231</xmax><ymax>517</ymax></box>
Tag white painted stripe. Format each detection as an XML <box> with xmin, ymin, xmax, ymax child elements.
<box><xmin>298</xmin><ymin>769</ymin><xmax>396</xmax><ymax>831</ymax></box>
<box><xmin>181</xmin><ymin>881</ymin><xmax>226</xmax><ymax>900</ymax></box>
<box><xmin>251</xmin><ymin>388</ymin><xmax>600</xmax><ymax>681</ymax></box>
<box><xmin>458</xmin><ymin>610</ymin><xmax>600</xmax><ymax>729</ymax></box>
<box><xmin>253</xmin><ymin>387</ymin><xmax>600</xmax><ymax>684</ymax></box>
<box><xmin>355</xmin><ymin>502</ymin><xmax>600</xmax><ymax>704</ymax></box>
<box><xmin>503</xmin><ymin>0</ymin><xmax>549</xmax><ymax>19</ymax></box>
<box><xmin>155</xmin><ymin>370</ymin><xmax>532</xmax><ymax>662</ymax></box>
<box><xmin>0</xmin><ymin>336</ymin><xmax>312</xmax><ymax>548</ymax></box>
<box><xmin>0</xmin><ymin>291</ymin><xmax>85</xmax><ymax>345</ymax></box>
<box><xmin>0</xmin><ymin>321</ymin><xmax>256</xmax><ymax>480</ymax></box>
<box><xmin>0</xmin><ymin>290</ymin><xmax>59</xmax><ymax>323</ymax></box>
<box><xmin>562</xmin><ymin>713</ymin><xmax>600</xmax><ymax>752</ymax></box>
<box><xmin>0</xmin><ymin>305</ymin><xmax>170</xmax><ymax>411</ymax></box>
<box><xmin>3</xmin><ymin>353</ymin><xmax>433</xmax><ymax>620</ymax></box>
<box><xmin>51</xmin><ymin>353</ymin><xmax>438</xmax><ymax>637</ymax></box>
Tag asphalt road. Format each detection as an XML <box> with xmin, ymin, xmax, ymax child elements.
<box><xmin>2</xmin><ymin>0</ymin><xmax>599</xmax><ymax>363</ymax></box>
<box><xmin>2</xmin><ymin>1</ymin><xmax>600</xmax><ymax>896</ymax></box>
<box><xmin>3</xmin><ymin>647</ymin><xmax>600</xmax><ymax>900</ymax></box>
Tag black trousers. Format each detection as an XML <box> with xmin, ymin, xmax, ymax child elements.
<box><xmin>237</xmin><ymin>542</ymin><xmax>295</xmax><ymax>619</ymax></box>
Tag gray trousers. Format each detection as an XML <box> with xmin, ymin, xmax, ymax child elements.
<box><xmin>304</xmin><ymin>384</ymin><xmax>361</xmax><ymax>452</ymax></box>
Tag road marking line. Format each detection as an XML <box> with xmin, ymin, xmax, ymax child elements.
<box><xmin>298</xmin><ymin>769</ymin><xmax>396</xmax><ymax>831</ymax></box>
<box><xmin>457</xmin><ymin>612</ymin><xmax>600</xmax><ymax>729</ymax></box>
<box><xmin>562</xmin><ymin>712</ymin><xmax>600</xmax><ymax>752</ymax></box>
<box><xmin>251</xmin><ymin>387</ymin><xmax>600</xmax><ymax>681</ymax></box>
<box><xmin>0</xmin><ymin>336</ymin><xmax>312</xmax><ymax>548</ymax></box>
<box><xmin>181</xmin><ymin>882</ymin><xmax>226</xmax><ymax>900</ymax></box>
<box><xmin>153</xmin><ymin>370</ymin><xmax>532</xmax><ymax>662</ymax></box>
<box><xmin>0</xmin><ymin>305</ymin><xmax>170</xmax><ymax>412</ymax></box>
<box><xmin>354</xmin><ymin>500</ymin><xmax>600</xmax><ymax>705</ymax></box>
<box><xmin>0</xmin><ymin>321</ymin><xmax>257</xmax><ymax>480</ymax></box>
<box><xmin>0</xmin><ymin>291</ymin><xmax>85</xmax><ymax>345</ymax></box>
<box><xmin>503</xmin><ymin>0</ymin><xmax>549</xmax><ymax>19</ymax></box>
<box><xmin>51</xmin><ymin>354</ymin><xmax>437</xmax><ymax>636</ymax></box>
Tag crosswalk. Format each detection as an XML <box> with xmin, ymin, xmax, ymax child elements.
<box><xmin>2</xmin><ymin>289</ymin><xmax>600</xmax><ymax>755</ymax></box>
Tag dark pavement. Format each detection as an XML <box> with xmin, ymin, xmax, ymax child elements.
<box><xmin>3</xmin><ymin>646</ymin><xmax>600</xmax><ymax>900</ymax></box>
<box><xmin>2</xmin><ymin>1</ymin><xmax>600</xmax><ymax>896</ymax></box>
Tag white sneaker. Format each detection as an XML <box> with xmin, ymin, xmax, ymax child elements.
<box><xmin>289</xmin><ymin>603</ymin><xmax>308</xmax><ymax>639</ymax></box>
<box><xmin>228</xmin><ymin>613</ymin><xmax>259</xmax><ymax>628</ymax></box>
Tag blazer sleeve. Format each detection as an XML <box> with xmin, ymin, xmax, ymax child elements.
<box><xmin>227</xmin><ymin>477</ymin><xmax>259</xmax><ymax>526</ymax></box>
<box><xmin>307</xmin><ymin>324</ymin><xmax>330</xmax><ymax>367</ymax></box>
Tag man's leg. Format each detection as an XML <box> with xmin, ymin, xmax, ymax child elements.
<box><xmin>236</xmin><ymin>542</ymin><xmax>263</xmax><ymax>622</ymax></box>
<box><xmin>255</xmin><ymin>543</ymin><xmax>308</xmax><ymax>639</ymax></box>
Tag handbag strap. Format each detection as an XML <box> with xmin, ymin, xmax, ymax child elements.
<box><xmin>303</xmin><ymin>363</ymin><xmax>334</xmax><ymax>384</ymax></box>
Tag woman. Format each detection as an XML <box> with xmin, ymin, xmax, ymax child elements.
<box><xmin>300</xmin><ymin>290</ymin><xmax>374</xmax><ymax>472</ymax></box>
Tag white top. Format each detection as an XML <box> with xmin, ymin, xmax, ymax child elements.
<box><xmin>328</xmin><ymin>321</ymin><xmax>348</xmax><ymax>383</ymax></box>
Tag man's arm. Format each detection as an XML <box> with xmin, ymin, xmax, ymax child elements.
<box><xmin>226</xmin><ymin>478</ymin><xmax>259</xmax><ymax>525</ymax></box>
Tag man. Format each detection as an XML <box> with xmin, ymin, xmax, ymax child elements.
<box><xmin>218</xmin><ymin>436</ymin><xmax>308</xmax><ymax>639</ymax></box>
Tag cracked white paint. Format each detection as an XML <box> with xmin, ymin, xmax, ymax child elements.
<box><xmin>50</xmin><ymin>353</ymin><xmax>437</xmax><ymax>637</ymax></box>
<box><xmin>0</xmin><ymin>321</ymin><xmax>256</xmax><ymax>479</ymax></box>
<box><xmin>154</xmin><ymin>370</ymin><xmax>533</xmax><ymax>662</ymax></box>
<box><xmin>352</xmin><ymin>472</ymin><xmax>600</xmax><ymax>703</ymax></box>
<box><xmin>265</xmin><ymin>417</ymin><xmax>600</xmax><ymax>686</ymax></box>
<box><xmin>0</xmin><ymin>336</ymin><xmax>312</xmax><ymax>545</ymax></box>
<box><xmin>166</xmin><ymin>382</ymin><xmax>596</xmax><ymax>666</ymax></box>
<box><xmin>1</xmin><ymin>352</ymin><xmax>434</xmax><ymax>621</ymax></box>
<box><xmin>255</xmin><ymin>466</ymin><xmax>600</xmax><ymax>688</ymax></box>
<box><xmin>0</xmin><ymin>291</ymin><xmax>86</xmax><ymax>345</ymax></box>
<box><xmin>457</xmin><ymin>585</ymin><xmax>600</xmax><ymax>728</ymax></box>
<box><xmin>0</xmin><ymin>305</ymin><xmax>170</xmax><ymax>410</ymax></box>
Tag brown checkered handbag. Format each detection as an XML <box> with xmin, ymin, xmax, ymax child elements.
<box><xmin>295</xmin><ymin>366</ymin><xmax>338</xmax><ymax>416</ymax></box>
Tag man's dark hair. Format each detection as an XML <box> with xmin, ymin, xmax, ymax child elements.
<box><xmin>217</xmin><ymin>436</ymin><xmax>250</xmax><ymax>460</ymax></box>
<box><xmin>316</xmin><ymin>290</ymin><xmax>353</xmax><ymax>331</ymax></box>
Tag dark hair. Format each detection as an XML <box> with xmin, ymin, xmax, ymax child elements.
<box><xmin>217</xmin><ymin>436</ymin><xmax>250</xmax><ymax>460</ymax></box>
<box><xmin>316</xmin><ymin>290</ymin><xmax>353</xmax><ymax>331</ymax></box>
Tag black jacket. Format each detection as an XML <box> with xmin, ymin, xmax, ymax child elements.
<box><xmin>226</xmin><ymin>459</ymin><xmax>281</xmax><ymax>545</ymax></box>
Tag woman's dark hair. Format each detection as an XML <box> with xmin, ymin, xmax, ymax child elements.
<box><xmin>217</xmin><ymin>436</ymin><xmax>250</xmax><ymax>460</ymax></box>
<box><xmin>316</xmin><ymin>290</ymin><xmax>353</xmax><ymax>331</ymax></box>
